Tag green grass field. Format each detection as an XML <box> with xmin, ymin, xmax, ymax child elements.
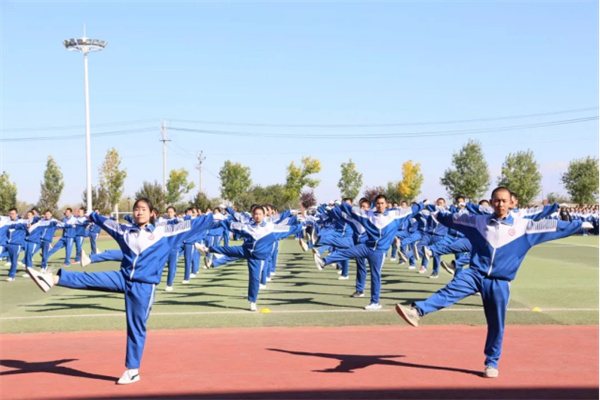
<box><xmin>1</xmin><ymin>235</ymin><xmax>598</xmax><ymax>334</ymax></box>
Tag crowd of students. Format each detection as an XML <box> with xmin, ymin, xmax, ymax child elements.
<box><xmin>1</xmin><ymin>189</ymin><xmax>597</xmax><ymax>384</ymax></box>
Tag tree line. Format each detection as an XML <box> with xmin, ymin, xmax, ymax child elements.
<box><xmin>1</xmin><ymin>140</ymin><xmax>598</xmax><ymax>215</ymax></box>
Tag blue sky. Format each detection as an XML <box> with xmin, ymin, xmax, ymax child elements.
<box><xmin>1</xmin><ymin>1</ymin><xmax>598</xmax><ymax>208</ymax></box>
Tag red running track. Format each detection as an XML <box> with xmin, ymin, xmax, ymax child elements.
<box><xmin>0</xmin><ymin>325</ymin><xmax>597</xmax><ymax>399</ymax></box>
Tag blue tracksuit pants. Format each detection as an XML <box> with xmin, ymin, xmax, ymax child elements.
<box><xmin>355</xmin><ymin>257</ymin><xmax>367</xmax><ymax>292</ymax></box>
<box><xmin>210</xmin><ymin>245</ymin><xmax>265</xmax><ymax>302</ymax></box>
<box><xmin>40</xmin><ymin>241</ymin><xmax>52</xmax><ymax>270</ymax></box>
<box><xmin>166</xmin><ymin>247</ymin><xmax>181</xmax><ymax>287</ymax></box>
<box><xmin>414</xmin><ymin>268</ymin><xmax>510</xmax><ymax>368</ymax></box>
<box><xmin>90</xmin><ymin>249</ymin><xmax>123</xmax><ymax>263</ymax></box>
<box><xmin>89</xmin><ymin>232</ymin><xmax>100</xmax><ymax>254</ymax></box>
<box><xmin>58</xmin><ymin>269</ymin><xmax>155</xmax><ymax>369</ymax></box>
<box><xmin>23</xmin><ymin>241</ymin><xmax>40</xmax><ymax>268</ymax></box>
<box><xmin>6</xmin><ymin>243</ymin><xmax>22</xmax><ymax>278</ymax></box>
<box><xmin>74</xmin><ymin>236</ymin><xmax>86</xmax><ymax>262</ymax></box>
<box><xmin>324</xmin><ymin>244</ymin><xmax>386</xmax><ymax>304</ymax></box>
<box><xmin>48</xmin><ymin>237</ymin><xmax>74</xmax><ymax>265</ymax></box>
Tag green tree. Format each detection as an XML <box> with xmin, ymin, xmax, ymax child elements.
<box><xmin>561</xmin><ymin>157</ymin><xmax>599</xmax><ymax>205</ymax></box>
<box><xmin>497</xmin><ymin>150</ymin><xmax>542</xmax><ymax>206</ymax></box>
<box><xmin>338</xmin><ymin>158</ymin><xmax>363</xmax><ymax>201</ymax></box>
<box><xmin>546</xmin><ymin>192</ymin><xmax>570</xmax><ymax>205</ymax></box>
<box><xmin>82</xmin><ymin>185</ymin><xmax>111</xmax><ymax>214</ymax></box>
<box><xmin>135</xmin><ymin>181</ymin><xmax>166</xmax><ymax>213</ymax></box>
<box><xmin>98</xmin><ymin>148</ymin><xmax>127</xmax><ymax>211</ymax></box>
<box><xmin>0</xmin><ymin>172</ymin><xmax>18</xmax><ymax>212</ymax></box>
<box><xmin>219</xmin><ymin>161</ymin><xmax>252</xmax><ymax>204</ymax></box>
<box><xmin>440</xmin><ymin>140</ymin><xmax>490</xmax><ymax>201</ymax></box>
<box><xmin>385</xmin><ymin>181</ymin><xmax>400</xmax><ymax>203</ymax></box>
<box><xmin>38</xmin><ymin>156</ymin><xmax>64</xmax><ymax>214</ymax></box>
<box><xmin>398</xmin><ymin>160</ymin><xmax>424</xmax><ymax>202</ymax></box>
<box><xmin>191</xmin><ymin>191</ymin><xmax>213</xmax><ymax>211</ymax></box>
<box><xmin>285</xmin><ymin>157</ymin><xmax>321</xmax><ymax>204</ymax></box>
<box><xmin>166</xmin><ymin>168</ymin><xmax>195</xmax><ymax>205</ymax></box>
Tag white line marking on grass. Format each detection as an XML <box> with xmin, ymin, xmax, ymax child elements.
<box><xmin>2</xmin><ymin>307</ymin><xmax>598</xmax><ymax>320</ymax></box>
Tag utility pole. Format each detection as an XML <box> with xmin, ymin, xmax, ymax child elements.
<box><xmin>196</xmin><ymin>151</ymin><xmax>206</xmax><ymax>193</ymax></box>
<box><xmin>160</xmin><ymin>120</ymin><xmax>170</xmax><ymax>193</ymax></box>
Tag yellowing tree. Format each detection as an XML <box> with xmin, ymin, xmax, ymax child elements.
<box><xmin>397</xmin><ymin>160</ymin><xmax>424</xmax><ymax>202</ymax></box>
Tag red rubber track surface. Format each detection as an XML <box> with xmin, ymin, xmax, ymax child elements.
<box><xmin>1</xmin><ymin>325</ymin><xmax>597</xmax><ymax>399</ymax></box>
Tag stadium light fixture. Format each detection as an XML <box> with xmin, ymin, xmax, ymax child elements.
<box><xmin>63</xmin><ymin>26</ymin><xmax>107</xmax><ymax>213</ymax></box>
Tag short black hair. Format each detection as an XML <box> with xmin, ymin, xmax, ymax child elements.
<box><xmin>491</xmin><ymin>186</ymin><xmax>511</xmax><ymax>199</ymax></box>
<box><xmin>374</xmin><ymin>194</ymin><xmax>387</xmax><ymax>203</ymax></box>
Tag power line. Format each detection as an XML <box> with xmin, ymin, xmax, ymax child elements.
<box><xmin>168</xmin><ymin>107</ymin><xmax>598</xmax><ymax>128</ymax></box>
<box><xmin>0</xmin><ymin>127</ymin><xmax>156</xmax><ymax>142</ymax></box>
<box><xmin>168</xmin><ymin>116</ymin><xmax>598</xmax><ymax>140</ymax></box>
<box><xmin>0</xmin><ymin>119</ymin><xmax>158</xmax><ymax>133</ymax></box>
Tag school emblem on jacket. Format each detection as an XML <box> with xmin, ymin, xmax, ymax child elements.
<box><xmin>508</xmin><ymin>228</ymin><xmax>516</xmax><ymax>236</ymax></box>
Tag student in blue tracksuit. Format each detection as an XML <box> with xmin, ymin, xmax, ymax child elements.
<box><xmin>394</xmin><ymin>187</ymin><xmax>592</xmax><ymax>379</ymax></box>
<box><xmin>199</xmin><ymin>205</ymin><xmax>303</xmax><ymax>311</ymax></box>
<box><xmin>3</xmin><ymin>208</ymin><xmax>29</xmax><ymax>281</ymax></box>
<box><xmin>47</xmin><ymin>208</ymin><xmax>78</xmax><ymax>266</ymax></box>
<box><xmin>22</xmin><ymin>211</ymin><xmax>43</xmax><ymax>269</ymax></box>
<box><xmin>73</xmin><ymin>208</ymin><xmax>90</xmax><ymax>263</ymax></box>
<box><xmin>27</xmin><ymin>198</ymin><xmax>215</xmax><ymax>385</ymax></box>
<box><xmin>314</xmin><ymin>195</ymin><xmax>424</xmax><ymax>310</ymax></box>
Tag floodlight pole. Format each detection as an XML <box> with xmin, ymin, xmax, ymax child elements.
<box><xmin>63</xmin><ymin>29</ymin><xmax>107</xmax><ymax>213</ymax></box>
<box><xmin>83</xmin><ymin>52</ymin><xmax>92</xmax><ymax>212</ymax></box>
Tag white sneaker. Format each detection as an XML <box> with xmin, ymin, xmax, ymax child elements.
<box><xmin>298</xmin><ymin>238</ymin><xmax>308</xmax><ymax>252</ymax></box>
<box><xmin>412</xmin><ymin>243</ymin><xmax>420</xmax><ymax>261</ymax></box>
<box><xmin>423</xmin><ymin>246</ymin><xmax>432</xmax><ymax>261</ymax></box>
<box><xmin>259</xmin><ymin>284</ymin><xmax>267</xmax><ymax>290</ymax></box>
<box><xmin>418</xmin><ymin>266</ymin><xmax>427</xmax><ymax>274</ymax></box>
<box><xmin>395</xmin><ymin>303</ymin><xmax>420</xmax><ymax>327</ymax></box>
<box><xmin>182</xmin><ymin>280</ymin><xmax>189</xmax><ymax>284</ymax></box>
<box><xmin>194</xmin><ymin>242</ymin><xmax>209</xmax><ymax>255</ymax></box>
<box><xmin>5</xmin><ymin>277</ymin><xmax>15</xmax><ymax>282</ymax></box>
<box><xmin>117</xmin><ymin>369</ymin><xmax>140</xmax><ymax>385</ymax></box>
<box><xmin>364</xmin><ymin>303</ymin><xmax>382</xmax><ymax>311</ymax></box>
<box><xmin>337</xmin><ymin>269</ymin><xmax>342</xmax><ymax>275</ymax></box>
<box><xmin>408</xmin><ymin>265</ymin><xmax>416</xmax><ymax>270</ymax></box>
<box><xmin>313</xmin><ymin>250</ymin><xmax>325</xmax><ymax>271</ymax></box>
<box><xmin>22</xmin><ymin>273</ymin><xmax>30</xmax><ymax>278</ymax></box>
<box><xmin>440</xmin><ymin>260</ymin><xmax>455</xmax><ymax>275</ymax></box>
<box><xmin>338</xmin><ymin>275</ymin><xmax>349</xmax><ymax>280</ymax></box>
<box><xmin>398</xmin><ymin>251</ymin><xmax>409</xmax><ymax>263</ymax></box>
<box><xmin>390</xmin><ymin>258</ymin><xmax>397</xmax><ymax>262</ymax></box>
<box><xmin>27</xmin><ymin>267</ymin><xmax>54</xmax><ymax>292</ymax></box>
<box><xmin>266</xmin><ymin>277</ymin><xmax>272</xmax><ymax>282</ymax></box>
<box><xmin>483</xmin><ymin>365</ymin><xmax>499</xmax><ymax>378</ymax></box>
<box><xmin>429</xmin><ymin>273</ymin><xmax>439</xmax><ymax>279</ymax></box>
<box><xmin>165</xmin><ymin>286</ymin><xmax>173</xmax><ymax>292</ymax></box>
<box><xmin>80</xmin><ymin>250</ymin><xmax>91</xmax><ymax>267</ymax></box>
<box><xmin>249</xmin><ymin>302</ymin><xmax>257</xmax><ymax>311</ymax></box>
<box><xmin>4</xmin><ymin>262</ymin><xmax>10</xmax><ymax>267</ymax></box>
<box><xmin>18</xmin><ymin>261</ymin><xmax>25</xmax><ymax>267</ymax></box>
<box><xmin>190</xmin><ymin>273</ymin><xmax>196</xmax><ymax>278</ymax></box>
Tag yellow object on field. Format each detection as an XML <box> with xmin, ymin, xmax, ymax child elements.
<box><xmin>531</xmin><ymin>307</ymin><xmax>542</xmax><ymax>312</ymax></box>
<box><xmin>260</xmin><ymin>308</ymin><xmax>272</xmax><ymax>314</ymax></box>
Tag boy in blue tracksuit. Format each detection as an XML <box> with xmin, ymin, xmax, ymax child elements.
<box><xmin>395</xmin><ymin>187</ymin><xmax>592</xmax><ymax>378</ymax></box>
<box><xmin>27</xmin><ymin>198</ymin><xmax>215</xmax><ymax>385</ymax></box>
<box><xmin>314</xmin><ymin>195</ymin><xmax>424</xmax><ymax>310</ymax></box>
<box><xmin>47</xmin><ymin>208</ymin><xmax>78</xmax><ymax>266</ymax></box>
<box><xmin>2</xmin><ymin>208</ymin><xmax>30</xmax><ymax>281</ymax></box>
